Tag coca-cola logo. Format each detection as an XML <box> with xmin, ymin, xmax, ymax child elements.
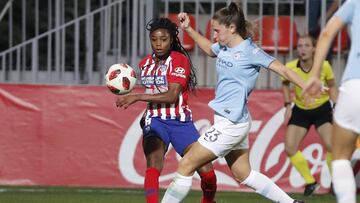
<box><xmin>118</xmin><ymin>111</ymin><xmax>238</xmax><ymax>187</ymax></box>
<box><xmin>249</xmin><ymin>108</ymin><xmax>331</xmax><ymax>189</ymax></box>
<box><xmin>118</xmin><ymin>108</ymin><xmax>360</xmax><ymax>190</ymax></box>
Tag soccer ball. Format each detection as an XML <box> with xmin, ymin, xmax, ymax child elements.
<box><xmin>105</xmin><ymin>63</ymin><xmax>137</xmax><ymax>95</ymax></box>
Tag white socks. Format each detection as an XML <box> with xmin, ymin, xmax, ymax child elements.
<box><xmin>332</xmin><ymin>160</ymin><xmax>356</xmax><ymax>203</ymax></box>
<box><xmin>161</xmin><ymin>173</ymin><xmax>193</xmax><ymax>203</ymax></box>
<box><xmin>162</xmin><ymin>170</ymin><xmax>298</xmax><ymax>203</ymax></box>
<box><xmin>242</xmin><ymin>170</ymin><xmax>294</xmax><ymax>203</ymax></box>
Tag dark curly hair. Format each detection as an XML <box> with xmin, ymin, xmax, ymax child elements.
<box><xmin>146</xmin><ymin>18</ymin><xmax>197</xmax><ymax>91</ymax></box>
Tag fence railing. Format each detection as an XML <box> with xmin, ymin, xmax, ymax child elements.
<box><xmin>0</xmin><ymin>0</ymin><xmax>346</xmax><ymax>88</ymax></box>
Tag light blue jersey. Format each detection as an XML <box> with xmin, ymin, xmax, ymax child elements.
<box><xmin>334</xmin><ymin>0</ymin><xmax>360</xmax><ymax>82</ymax></box>
<box><xmin>210</xmin><ymin>38</ymin><xmax>275</xmax><ymax>123</ymax></box>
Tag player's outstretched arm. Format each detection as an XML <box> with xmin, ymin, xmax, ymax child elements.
<box><xmin>269</xmin><ymin>59</ymin><xmax>318</xmax><ymax>105</ymax></box>
<box><xmin>304</xmin><ymin>16</ymin><xmax>345</xmax><ymax>98</ymax></box>
<box><xmin>178</xmin><ymin>12</ymin><xmax>215</xmax><ymax>57</ymax></box>
<box><xmin>116</xmin><ymin>83</ymin><xmax>182</xmax><ymax>109</ymax></box>
<box><xmin>269</xmin><ymin>60</ymin><xmax>306</xmax><ymax>89</ymax></box>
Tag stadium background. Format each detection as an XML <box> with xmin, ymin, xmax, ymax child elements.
<box><xmin>0</xmin><ymin>0</ymin><xmax>359</xmax><ymax>201</ymax></box>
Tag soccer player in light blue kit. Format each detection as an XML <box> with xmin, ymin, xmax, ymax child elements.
<box><xmin>161</xmin><ymin>3</ymin><xmax>306</xmax><ymax>203</ymax></box>
<box><xmin>304</xmin><ymin>0</ymin><xmax>360</xmax><ymax>202</ymax></box>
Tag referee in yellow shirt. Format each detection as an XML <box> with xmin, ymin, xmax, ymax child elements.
<box><xmin>282</xmin><ymin>34</ymin><xmax>338</xmax><ymax>196</ymax></box>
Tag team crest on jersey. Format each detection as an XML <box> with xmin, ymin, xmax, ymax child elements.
<box><xmin>252</xmin><ymin>47</ymin><xmax>260</xmax><ymax>54</ymax></box>
<box><xmin>233</xmin><ymin>52</ymin><xmax>243</xmax><ymax>60</ymax></box>
<box><xmin>159</xmin><ymin>64</ymin><xmax>167</xmax><ymax>72</ymax></box>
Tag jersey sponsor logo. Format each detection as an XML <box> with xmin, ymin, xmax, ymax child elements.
<box><xmin>170</xmin><ymin>72</ymin><xmax>186</xmax><ymax>78</ymax></box>
<box><xmin>174</xmin><ymin>67</ymin><xmax>185</xmax><ymax>74</ymax></box>
<box><xmin>141</xmin><ymin>76</ymin><xmax>167</xmax><ymax>85</ymax></box>
<box><xmin>170</xmin><ymin>67</ymin><xmax>186</xmax><ymax>78</ymax></box>
<box><xmin>217</xmin><ymin>58</ymin><xmax>233</xmax><ymax>68</ymax></box>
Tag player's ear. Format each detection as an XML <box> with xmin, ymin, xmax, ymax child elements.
<box><xmin>229</xmin><ymin>23</ymin><xmax>237</xmax><ymax>34</ymax></box>
<box><xmin>170</xmin><ymin>36</ymin><xmax>174</xmax><ymax>44</ymax></box>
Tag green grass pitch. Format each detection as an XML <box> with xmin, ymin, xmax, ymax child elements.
<box><xmin>0</xmin><ymin>185</ymin><xmax>356</xmax><ymax>203</ymax></box>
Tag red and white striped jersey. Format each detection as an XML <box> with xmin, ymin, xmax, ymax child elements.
<box><xmin>138</xmin><ymin>51</ymin><xmax>192</xmax><ymax>122</ymax></box>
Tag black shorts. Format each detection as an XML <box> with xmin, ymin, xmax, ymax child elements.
<box><xmin>288</xmin><ymin>101</ymin><xmax>333</xmax><ymax>129</ymax></box>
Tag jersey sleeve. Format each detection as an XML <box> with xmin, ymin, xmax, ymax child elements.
<box><xmin>323</xmin><ymin>61</ymin><xmax>335</xmax><ymax>81</ymax></box>
<box><xmin>248</xmin><ymin>43</ymin><xmax>275</xmax><ymax>69</ymax></box>
<box><xmin>211</xmin><ymin>43</ymin><xmax>221</xmax><ymax>56</ymax></box>
<box><xmin>334</xmin><ymin>0</ymin><xmax>355</xmax><ymax>24</ymax></box>
<box><xmin>138</xmin><ymin>57</ymin><xmax>149</xmax><ymax>71</ymax></box>
<box><xmin>167</xmin><ymin>54</ymin><xmax>190</xmax><ymax>89</ymax></box>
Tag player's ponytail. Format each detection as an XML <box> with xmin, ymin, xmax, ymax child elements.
<box><xmin>213</xmin><ymin>2</ymin><xmax>253</xmax><ymax>39</ymax></box>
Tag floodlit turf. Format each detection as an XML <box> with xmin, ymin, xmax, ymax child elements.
<box><xmin>0</xmin><ymin>185</ymin><xmax>356</xmax><ymax>203</ymax></box>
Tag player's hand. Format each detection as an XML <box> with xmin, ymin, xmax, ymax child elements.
<box><xmin>178</xmin><ymin>12</ymin><xmax>190</xmax><ymax>30</ymax></box>
<box><xmin>115</xmin><ymin>94</ymin><xmax>139</xmax><ymax>109</ymax></box>
<box><xmin>301</xmin><ymin>76</ymin><xmax>324</xmax><ymax>106</ymax></box>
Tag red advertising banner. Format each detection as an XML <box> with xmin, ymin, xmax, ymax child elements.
<box><xmin>0</xmin><ymin>84</ymin><xmax>359</xmax><ymax>193</ymax></box>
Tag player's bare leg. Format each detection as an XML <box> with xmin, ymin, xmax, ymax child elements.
<box><xmin>332</xmin><ymin>122</ymin><xmax>358</xmax><ymax>203</ymax></box>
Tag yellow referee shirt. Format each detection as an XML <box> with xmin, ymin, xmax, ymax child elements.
<box><xmin>284</xmin><ymin>59</ymin><xmax>334</xmax><ymax>110</ymax></box>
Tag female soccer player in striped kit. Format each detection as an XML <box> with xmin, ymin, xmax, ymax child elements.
<box><xmin>304</xmin><ymin>0</ymin><xmax>360</xmax><ymax>202</ymax></box>
<box><xmin>161</xmin><ymin>3</ymin><xmax>306</xmax><ymax>203</ymax></box>
<box><xmin>115</xmin><ymin>18</ymin><xmax>217</xmax><ymax>203</ymax></box>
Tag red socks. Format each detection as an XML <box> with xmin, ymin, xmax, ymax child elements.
<box><xmin>144</xmin><ymin>167</ymin><xmax>216</xmax><ymax>203</ymax></box>
<box><xmin>199</xmin><ymin>170</ymin><xmax>217</xmax><ymax>203</ymax></box>
<box><xmin>144</xmin><ymin>167</ymin><xmax>160</xmax><ymax>203</ymax></box>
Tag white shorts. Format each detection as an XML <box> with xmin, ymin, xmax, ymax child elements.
<box><xmin>334</xmin><ymin>79</ymin><xmax>360</xmax><ymax>134</ymax></box>
<box><xmin>198</xmin><ymin>114</ymin><xmax>251</xmax><ymax>158</ymax></box>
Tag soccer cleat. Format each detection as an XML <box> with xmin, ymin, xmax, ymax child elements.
<box><xmin>304</xmin><ymin>181</ymin><xmax>319</xmax><ymax>196</ymax></box>
<box><xmin>293</xmin><ymin>200</ymin><xmax>305</xmax><ymax>203</ymax></box>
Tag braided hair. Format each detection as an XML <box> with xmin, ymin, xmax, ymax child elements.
<box><xmin>146</xmin><ymin>18</ymin><xmax>197</xmax><ymax>91</ymax></box>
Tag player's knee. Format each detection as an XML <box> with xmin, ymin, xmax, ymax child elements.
<box><xmin>232</xmin><ymin>169</ymin><xmax>250</xmax><ymax>183</ymax></box>
<box><xmin>146</xmin><ymin>157</ymin><xmax>164</xmax><ymax>170</ymax></box>
<box><xmin>325</xmin><ymin>145</ymin><xmax>332</xmax><ymax>152</ymax></box>
<box><xmin>197</xmin><ymin>162</ymin><xmax>214</xmax><ymax>174</ymax></box>
<box><xmin>178</xmin><ymin>157</ymin><xmax>198</xmax><ymax>175</ymax></box>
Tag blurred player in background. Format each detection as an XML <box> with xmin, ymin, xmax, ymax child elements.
<box><xmin>161</xmin><ymin>3</ymin><xmax>306</xmax><ymax>203</ymax></box>
<box><xmin>116</xmin><ymin>18</ymin><xmax>217</xmax><ymax>203</ymax></box>
<box><xmin>282</xmin><ymin>34</ymin><xmax>337</xmax><ymax>196</ymax></box>
<box><xmin>308</xmin><ymin>0</ymin><xmax>343</xmax><ymax>62</ymax></box>
<box><xmin>304</xmin><ymin>0</ymin><xmax>360</xmax><ymax>202</ymax></box>
<box><xmin>308</xmin><ymin>0</ymin><xmax>342</xmax><ymax>39</ymax></box>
